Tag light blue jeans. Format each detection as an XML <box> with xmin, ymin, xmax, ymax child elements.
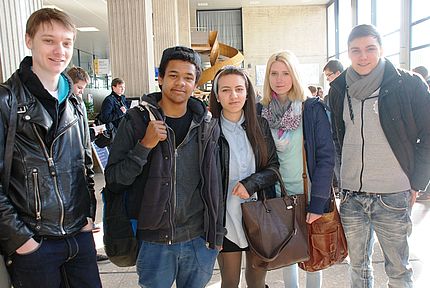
<box><xmin>136</xmin><ymin>237</ymin><xmax>218</xmax><ymax>288</ymax></box>
<box><xmin>340</xmin><ymin>190</ymin><xmax>413</xmax><ymax>288</ymax></box>
<box><xmin>282</xmin><ymin>263</ymin><xmax>322</xmax><ymax>288</ymax></box>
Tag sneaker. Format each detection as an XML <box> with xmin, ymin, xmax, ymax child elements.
<box><xmin>416</xmin><ymin>192</ymin><xmax>430</xmax><ymax>202</ymax></box>
<box><xmin>96</xmin><ymin>254</ymin><xmax>109</xmax><ymax>262</ymax></box>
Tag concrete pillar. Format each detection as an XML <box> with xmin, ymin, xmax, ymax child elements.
<box><xmin>177</xmin><ymin>0</ymin><xmax>191</xmax><ymax>47</ymax></box>
<box><xmin>152</xmin><ymin>0</ymin><xmax>191</xmax><ymax>66</ymax></box>
<box><xmin>107</xmin><ymin>0</ymin><xmax>156</xmax><ymax>96</ymax></box>
<box><xmin>0</xmin><ymin>0</ymin><xmax>42</xmax><ymax>82</ymax></box>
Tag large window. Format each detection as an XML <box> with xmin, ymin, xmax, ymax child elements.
<box><xmin>338</xmin><ymin>0</ymin><xmax>352</xmax><ymax>53</ymax></box>
<box><xmin>328</xmin><ymin>0</ymin><xmax>429</xmax><ymax>69</ymax></box>
<box><xmin>327</xmin><ymin>2</ymin><xmax>336</xmax><ymax>58</ymax></box>
<box><xmin>197</xmin><ymin>9</ymin><xmax>243</xmax><ymax>51</ymax></box>
<box><xmin>357</xmin><ymin>0</ymin><xmax>372</xmax><ymax>25</ymax></box>
<box><xmin>410</xmin><ymin>0</ymin><xmax>430</xmax><ymax>70</ymax></box>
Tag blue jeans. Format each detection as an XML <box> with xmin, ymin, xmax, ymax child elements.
<box><xmin>340</xmin><ymin>190</ymin><xmax>413</xmax><ymax>288</ymax></box>
<box><xmin>282</xmin><ymin>263</ymin><xmax>322</xmax><ymax>288</ymax></box>
<box><xmin>136</xmin><ymin>237</ymin><xmax>218</xmax><ymax>288</ymax></box>
<box><xmin>8</xmin><ymin>231</ymin><xmax>101</xmax><ymax>288</ymax></box>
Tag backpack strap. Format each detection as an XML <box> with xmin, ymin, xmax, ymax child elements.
<box><xmin>127</xmin><ymin>102</ymin><xmax>157</xmax><ymax>141</ymax></box>
<box><xmin>0</xmin><ymin>84</ymin><xmax>17</xmax><ymax>195</ymax></box>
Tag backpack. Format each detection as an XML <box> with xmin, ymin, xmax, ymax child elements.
<box><xmin>102</xmin><ymin>103</ymin><xmax>155</xmax><ymax>267</ymax></box>
<box><xmin>93</xmin><ymin>113</ymin><xmax>113</xmax><ymax>148</ymax></box>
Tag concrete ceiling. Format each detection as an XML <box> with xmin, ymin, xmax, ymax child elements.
<box><xmin>42</xmin><ymin>0</ymin><xmax>329</xmax><ymax>59</ymax></box>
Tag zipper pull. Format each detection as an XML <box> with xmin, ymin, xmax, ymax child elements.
<box><xmin>47</xmin><ymin>158</ymin><xmax>57</xmax><ymax>176</ymax></box>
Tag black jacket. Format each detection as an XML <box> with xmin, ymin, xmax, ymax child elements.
<box><xmin>0</xmin><ymin>58</ymin><xmax>95</xmax><ymax>255</ymax></box>
<box><xmin>99</xmin><ymin>91</ymin><xmax>128</xmax><ymax>135</ymax></box>
<box><xmin>328</xmin><ymin>59</ymin><xmax>430</xmax><ymax>191</ymax></box>
<box><xmin>105</xmin><ymin>92</ymin><xmax>225</xmax><ymax>248</ymax></box>
<box><xmin>219</xmin><ymin>116</ymin><xmax>279</xmax><ymax>202</ymax></box>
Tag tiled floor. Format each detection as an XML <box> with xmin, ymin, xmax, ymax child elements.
<box><xmin>93</xmin><ymin>173</ymin><xmax>430</xmax><ymax>287</ymax></box>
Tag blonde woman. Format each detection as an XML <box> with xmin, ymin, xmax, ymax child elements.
<box><xmin>259</xmin><ymin>51</ymin><xmax>335</xmax><ymax>288</ymax></box>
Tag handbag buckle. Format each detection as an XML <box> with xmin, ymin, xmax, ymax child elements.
<box><xmin>291</xmin><ymin>195</ymin><xmax>297</xmax><ymax>205</ymax></box>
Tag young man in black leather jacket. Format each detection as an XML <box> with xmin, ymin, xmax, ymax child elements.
<box><xmin>0</xmin><ymin>8</ymin><xmax>101</xmax><ymax>288</ymax></box>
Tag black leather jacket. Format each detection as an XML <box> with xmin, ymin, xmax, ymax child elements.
<box><xmin>0</xmin><ymin>60</ymin><xmax>95</xmax><ymax>255</ymax></box>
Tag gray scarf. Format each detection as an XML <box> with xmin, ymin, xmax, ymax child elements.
<box><xmin>346</xmin><ymin>58</ymin><xmax>385</xmax><ymax>100</ymax></box>
<box><xmin>344</xmin><ymin>59</ymin><xmax>385</xmax><ymax>123</ymax></box>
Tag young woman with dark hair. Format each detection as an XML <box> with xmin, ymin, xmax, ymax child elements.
<box><xmin>210</xmin><ymin>66</ymin><xmax>279</xmax><ymax>288</ymax></box>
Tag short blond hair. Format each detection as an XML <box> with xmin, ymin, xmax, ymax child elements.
<box><xmin>262</xmin><ymin>51</ymin><xmax>306</xmax><ymax>106</ymax></box>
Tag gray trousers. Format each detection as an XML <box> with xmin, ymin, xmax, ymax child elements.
<box><xmin>0</xmin><ymin>256</ymin><xmax>11</xmax><ymax>288</ymax></box>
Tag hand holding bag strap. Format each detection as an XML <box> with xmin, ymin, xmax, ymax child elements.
<box><xmin>0</xmin><ymin>85</ymin><xmax>17</xmax><ymax>195</ymax></box>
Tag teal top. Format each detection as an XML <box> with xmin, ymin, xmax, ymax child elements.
<box><xmin>272</xmin><ymin>122</ymin><xmax>304</xmax><ymax>197</ymax></box>
<box><xmin>57</xmin><ymin>74</ymin><xmax>69</xmax><ymax>104</ymax></box>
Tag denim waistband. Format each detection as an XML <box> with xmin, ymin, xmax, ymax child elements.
<box><xmin>342</xmin><ymin>189</ymin><xmax>407</xmax><ymax>196</ymax></box>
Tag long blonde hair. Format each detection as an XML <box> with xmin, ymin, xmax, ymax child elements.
<box><xmin>262</xmin><ymin>51</ymin><xmax>306</xmax><ymax>106</ymax></box>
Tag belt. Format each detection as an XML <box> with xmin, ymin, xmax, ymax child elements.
<box><xmin>342</xmin><ymin>189</ymin><xmax>401</xmax><ymax>196</ymax></box>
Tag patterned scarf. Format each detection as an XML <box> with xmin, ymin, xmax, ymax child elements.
<box><xmin>261</xmin><ymin>92</ymin><xmax>302</xmax><ymax>138</ymax></box>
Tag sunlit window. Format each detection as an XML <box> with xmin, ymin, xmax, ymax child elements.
<box><xmin>412</xmin><ymin>0</ymin><xmax>430</xmax><ymax>22</ymax></box>
<box><xmin>357</xmin><ymin>0</ymin><xmax>372</xmax><ymax>25</ymax></box>
<box><xmin>338</xmin><ymin>0</ymin><xmax>352</xmax><ymax>53</ymax></box>
<box><xmin>411</xmin><ymin>19</ymin><xmax>430</xmax><ymax>48</ymax></box>
<box><xmin>327</xmin><ymin>3</ymin><xmax>336</xmax><ymax>58</ymax></box>
<box><xmin>376</xmin><ymin>0</ymin><xmax>400</xmax><ymax>35</ymax></box>
<box><xmin>410</xmin><ymin>47</ymin><xmax>430</xmax><ymax>70</ymax></box>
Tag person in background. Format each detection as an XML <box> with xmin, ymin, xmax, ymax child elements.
<box><xmin>323</xmin><ymin>59</ymin><xmax>344</xmax><ymax>194</ymax></box>
<box><xmin>328</xmin><ymin>24</ymin><xmax>430</xmax><ymax>287</ymax></box>
<box><xmin>210</xmin><ymin>66</ymin><xmax>279</xmax><ymax>288</ymax></box>
<box><xmin>316</xmin><ymin>86</ymin><xmax>324</xmax><ymax>99</ymax></box>
<box><xmin>260</xmin><ymin>51</ymin><xmax>335</xmax><ymax>288</ymax></box>
<box><xmin>105</xmin><ymin>46</ymin><xmax>225</xmax><ymax>288</ymax></box>
<box><xmin>412</xmin><ymin>65</ymin><xmax>430</xmax><ymax>87</ymax></box>
<box><xmin>66</xmin><ymin>67</ymin><xmax>109</xmax><ymax>262</ymax></box>
<box><xmin>99</xmin><ymin>77</ymin><xmax>129</xmax><ymax>143</ymax></box>
<box><xmin>0</xmin><ymin>8</ymin><xmax>101</xmax><ymax>287</ymax></box>
<box><xmin>308</xmin><ymin>85</ymin><xmax>317</xmax><ymax>97</ymax></box>
<box><xmin>323</xmin><ymin>59</ymin><xmax>344</xmax><ymax>84</ymax></box>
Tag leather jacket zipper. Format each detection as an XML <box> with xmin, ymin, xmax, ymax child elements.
<box><xmin>32</xmin><ymin>123</ymin><xmax>70</xmax><ymax>235</ymax></box>
<box><xmin>32</xmin><ymin>169</ymin><xmax>42</xmax><ymax>226</ymax></box>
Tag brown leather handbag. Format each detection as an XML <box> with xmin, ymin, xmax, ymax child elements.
<box><xmin>298</xmin><ymin>139</ymin><xmax>348</xmax><ymax>272</ymax></box>
<box><xmin>241</xmin><ymin>168</ymin><xmax>309</xmax><ymax>271</ymax></box>
<box><xmin>298</xmin><ymin>192</ymin><xmax>348</xmax><ymax>272</ymax></box>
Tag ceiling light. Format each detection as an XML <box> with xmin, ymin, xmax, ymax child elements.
<box><xmin>77</xmin><ymin>27</ymin><xmax>100</xmax><ymax>32</ymax></box>
<box><xmin>197</xmin><ymin>2</ymin><xmax>209</xmax><ymax>6</ymax></box>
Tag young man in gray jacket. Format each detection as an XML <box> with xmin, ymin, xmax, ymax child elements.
<box><xmin>105</xmin><ymin>46</ymin><xmax>224</xmax><ymax>288</ymax></box>
<box><xmin>328</xmin><ymin>24</ymin><xmax>430</xmax><ymax>288</ymax></box>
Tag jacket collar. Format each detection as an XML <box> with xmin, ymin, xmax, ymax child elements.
<box><xmin>142</xmin><ymin>92</ymin><xmax>208</xmax><ymax>124</ymax></box>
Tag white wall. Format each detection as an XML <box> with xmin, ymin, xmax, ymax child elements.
<box><xmin>242</xmin><ymin>5</ymin><xmax>327</xmax><ymax>91</ymax></box>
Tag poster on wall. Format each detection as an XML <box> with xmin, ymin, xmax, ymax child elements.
<box><xmin>300</xmin><ymin>63</ymin><xmax>320</xmax><ymax>85</ymax></box>
<box><xmin>255</xmin><ymin>65</ymin><xmax>266</xmax><ymax>87</ymax></box>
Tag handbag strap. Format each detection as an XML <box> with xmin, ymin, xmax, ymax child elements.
<box><xmin>301</xmin><ymin>102</ymin><xmax>308</xmax><ymax>204</ymax></box>
<box><xmin>302</xmin><ymin>137</ymin><xmax>308</xmax><ymax>204</ymax></box>
<box><xmin>266</xmin><ymin>167</ymin><xmax>288</xmax><ymax>198</ymax></box>
<box><xmin>0</xmin><ymin>84</ymin><xmax>17</xmax><ymax>196</ymax></box>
